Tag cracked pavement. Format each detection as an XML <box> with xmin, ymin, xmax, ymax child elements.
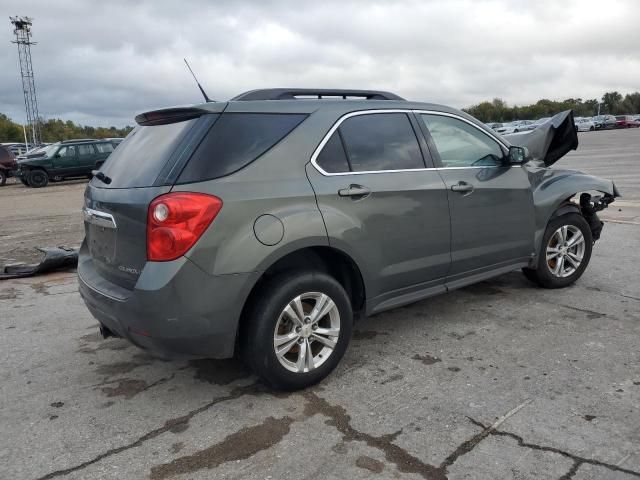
<box><xmin>1</xmin><ymin>129</ymin><xmax>639</xmax><ymax>479</ymax></box>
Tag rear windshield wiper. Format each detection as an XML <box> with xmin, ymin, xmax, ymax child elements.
<box><xmin>92</xmin><ymin>170</ymin><xmax>112</xmax><ymax>185</ymax></box>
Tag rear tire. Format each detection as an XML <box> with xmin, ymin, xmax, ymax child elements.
<box><xmin>522</xmin><ymin>213</ymin><xmax>592</xmax><ymax>289</ymax></box>
<box><xmin>0</xmin><ymin>170</ymin><xmax>6</xmax><ymax>186</ymax></box>
<box><xmin>27</xmin><ymin>169</ymin><xmax>49</xmax><ymax>188</ymax></box>
<box><xmin>20</xmin><ymin>177</ymin><xmax>29</xmax><ymax>186</ymax></box>
<box><xmin>241</xmin><ymin>270</ymin><xmax>353</xmax><ymax>391</ymax></box>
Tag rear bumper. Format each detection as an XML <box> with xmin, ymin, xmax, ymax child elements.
<box><xmin>77</xmin><ymin>241</ymin><xmax>259</xmax><ymax>359</ymax></box>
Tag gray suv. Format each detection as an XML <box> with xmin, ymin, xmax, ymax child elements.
<box><xmin>78</xmin><ymin>88</ymin><xmax>619</xmax><ymax>390</ymax></box>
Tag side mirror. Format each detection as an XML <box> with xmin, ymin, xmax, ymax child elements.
<box><xmin>508</xmin><ymin>146</ymin><xmax>528</xmax><ymax>164</ymax></box>
<box><xmin>54</xmin><ymin>153</ymin><xmax>61</xmax><ymax>158</ymax></box>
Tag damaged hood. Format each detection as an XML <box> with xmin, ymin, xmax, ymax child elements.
<box><xmin>503</xmin><ymin>110</ymin><xmax>578</xmax><ymax>166</ymax></box>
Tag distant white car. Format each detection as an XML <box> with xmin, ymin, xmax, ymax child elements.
<box><xmin>495</xmin><ymin>120</ymin><xmax>535</xmax><ymax>134</ymax></box>
<box><xmin>574</xmin><ymin>117</ymin><xmax>596</xmax><ymax>132</ymax></box>
<box><xmin>532</xmin><ymin>117</ymin><xmax>552</xmax><ymax>129</ymax></box>
<box><xmin>484</xmin><ymin>122</ymin><xmax>503</xmax><ymax>131</ymax></box>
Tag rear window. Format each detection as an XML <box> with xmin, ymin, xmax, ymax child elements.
<box><xmin>95</xmin><ymin>118</ymin><xmax>198</xmax><ymax>188</ymax></box>
<box><xmin>177</xmin><ymin>113</ymin><xmax>307</xmax><ymax>183</ymax></box>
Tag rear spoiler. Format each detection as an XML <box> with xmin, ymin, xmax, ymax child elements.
<box><xmin>503</xmin><ymin>110</ymin><xmax>578</xmax><ymax>166</ymax></box>
<box><xmin>135</xmin><ymin>105</ymin><xmax>224</xmax><ymax>126</ymax></box>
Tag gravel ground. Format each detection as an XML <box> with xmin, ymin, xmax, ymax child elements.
<box><xmin>0</xmin><ymin>128</ymin><xmax>639</xmax><ymax>480</ymax></box>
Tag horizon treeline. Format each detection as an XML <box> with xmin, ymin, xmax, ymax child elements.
<box><xmin>463</xmin><ymin>91</ymin><xmax>640</xmax><ymax>123</ymax></box>
<box><xmin>0</xmin><ymin>114</ymin><xmax>134</xmax><ymax>143</ymax></box>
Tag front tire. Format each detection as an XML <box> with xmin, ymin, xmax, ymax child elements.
<box><xmin>523</xmin><ymin>213</ymin><xmax>593</xmax><ymax>289</ymax></box>
<box><xmin>27</xmin><ymin>169</ymin><xmax>49</xmax><ymax>188</ymax></box>
<box><xmin>0</xmin><ymin>170</ymin><xmax>6</xmax><ymax>186</ymax></box>
<box><xmin>241</xmin><ymin>271</ymin><xmax>353</xmax><ymax>391</ymax></box>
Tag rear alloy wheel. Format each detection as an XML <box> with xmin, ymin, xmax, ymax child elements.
<box><xmin>0</xmin><ymin>170</ymin><xmax>6</xmax><ymax>186</ymax></box>
<box><xmin>273</xmin><ymin>292</ymin><xmax>341</xmax><ymax>374</ymax></box>
<box><xmin>242</xmin><ymin>271</ymin><xmax>352</xmax><ymax>390</ymax></box>
<box><xmin>523</xmin><ymin>213</ymin><xmax>592</xmax><ymax>288</ymax></box>
<box><xmin>27</xmin><ymin>169</ymin><xmax>49</xmax><ymax>188</ymax></box>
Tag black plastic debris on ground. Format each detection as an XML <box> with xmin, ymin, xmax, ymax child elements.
<box><xmin>0</xmin><ymin>247</ymin><xmax>79</xmax><ymax>280</ymax></box>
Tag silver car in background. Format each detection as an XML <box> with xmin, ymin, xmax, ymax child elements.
<box><xmin>575</xmin><ymin>117</ymin><xmax>596</xmax><ymax>131</ymax></box>
<box><xmin>495</xmin><ymin>120</ymin><xmax>536</xmax><ymax>134</ymax></box>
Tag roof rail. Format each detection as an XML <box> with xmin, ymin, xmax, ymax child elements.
<box><xmin>231</xmin><ymin>88</ymin><xmax>405</xmax><ymax>101</ymax></box>
<box><xmin>60</xmin><ymin>138</ymin><xmax>97</xmax><ymax>143</ymax></box>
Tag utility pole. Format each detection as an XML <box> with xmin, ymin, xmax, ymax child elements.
<box><xmin>10</xmin><ymin>16</ymin><xmax>41</xmax><ymax>149</ymax></box>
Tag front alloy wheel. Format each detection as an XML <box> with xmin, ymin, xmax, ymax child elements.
<box><xmin>522</xmin><ymin>212</ymin><xmax>593</xmax><ymax>289</ymax></box>
<box><xmin>545</xmin><ymin>225</ymin><xmax>586</xmax><ymax>278</ymax></box>
<box><xmin>273</xmin><ymin>292</ymin><xmax>341</xmax><ymax>373</ymax></box>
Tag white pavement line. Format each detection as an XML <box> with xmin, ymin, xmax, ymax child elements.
<box><xmin>601</xmin><ymin>218</ymin><xmax>640</xmax><ymax>225</ymax></box>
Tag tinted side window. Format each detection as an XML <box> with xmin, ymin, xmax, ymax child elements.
<box><xmin>178</xmin><ymin>113</ymin><xmax>307</xmax><ymax>183</ymax></box>
<box><xmin>316</xmin><ymin>131</ymin><xmax>350</xmax><ymax>173</ymax></box>
<box><xmin>77</xmin><ymin>144</ymin><xmax>94</xmax><ymax>155</ymax></box>
<box><xmin>421</xmin><ymin>114</ymin><xmax>504</xmax><ymax>167</ymax></box>
<box><xmin>339</xmin><ymin>113</ymin><xmax>424</xmax><ymax>172</ymax></box>
<box><xmin>58</xmin><ymin>146</ymin><xmax>77</xmax><ymax>157</ymax></box>
<box><xmin>95</xmin><ymin>143</ymin><xmax>114</xmax><ymax>154</ymax></box>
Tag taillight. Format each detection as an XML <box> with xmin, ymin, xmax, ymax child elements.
<box><xmin>147</xmin><ymin>192</ymin><xmax>222</xmax><ymax>261</ymax></box>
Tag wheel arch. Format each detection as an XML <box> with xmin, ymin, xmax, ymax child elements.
<box><xmin>242</xmin><ymin>245</ymin><xmax>366</xmax><ymax>314</ymax></box>
<box><xmin>531</xmin><ymin>170</ymin><xmax>619</xmax><ymax>260</ymax></box>
<box><xmin>235</xmin><ymin>245</ymin><xmax>367</xmax><ymax>351</ymax></box>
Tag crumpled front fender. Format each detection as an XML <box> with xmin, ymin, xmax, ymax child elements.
<box><xmin>527</xmin><ymin>165</ymin><xmax>620</xmax><ymax>259</ymax></box>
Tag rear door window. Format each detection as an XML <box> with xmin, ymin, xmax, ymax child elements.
<box><xmin>95</xmin><ymin>143</ymin><xmax>114</xmax><ymax>154</ymax></box>
<box><xmin>177</xmin><ymin>113</ymin><xmax>307</xmax><ymax>183</ymax></box>
<box><xmin>337</xmin><ymin>113</ymin><xmax>424</xmax><ymax>172</ymax></box>
<box><xmin>77</xmin><ymin>144</ymin><xmax>94</xmax><ymax>156</ymax></box>
<box><xmin>316</xmin><ymin>132</ymin><xmax>350</xmax><ymax>173</ymax></box>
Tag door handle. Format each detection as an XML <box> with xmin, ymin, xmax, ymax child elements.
<box><xmin>450</xmin><ymin>181</ymin><xmax>474</xmax><ymax>194</ymax></box>
<box><xmin>338</xmin><ymin>184</ymin><xmax>371</xmax><ymax>199</ymax></box>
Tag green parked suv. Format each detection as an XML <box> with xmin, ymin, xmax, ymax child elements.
<box><xmin>16</xmin><ymin>138</ymin><xmax>121</xmax><ymax>187</ymax></box>
<box><xmin>78</xmin><ymin>88</ymin><xmax>619</xmax><ymax>390</ymax></box>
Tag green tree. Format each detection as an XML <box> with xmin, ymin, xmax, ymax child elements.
<box><xmin>601</xmin><ymin>91</ymin><xmax>623</xmax><ymax>114</ymax></box>
<box><xmin>463</xmin><ymin>91</ymin><xmax>639</xmax><ymax>122</ymax></box>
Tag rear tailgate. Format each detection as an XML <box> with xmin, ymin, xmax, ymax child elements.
<box><xmin>83</xmin><ymin>105</ymin><xmax>225</xmax><ymax>289</ymax></box>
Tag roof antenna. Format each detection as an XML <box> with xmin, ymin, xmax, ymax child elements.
<box><xmin>183</xmin><ymin>58</ymin><xmax>213</xmax><ymax>102</ymax></box>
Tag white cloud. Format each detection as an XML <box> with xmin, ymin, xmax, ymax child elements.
<box><xmin>2</xmin><ymin>0</ymin><xmax>639</xmax><ymax>126</ymax></box>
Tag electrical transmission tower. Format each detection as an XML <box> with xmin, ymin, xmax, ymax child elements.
<box><xmin>10</xmin><ymin>16</ymin><xmax>41</xmax><ymax>148</ymax></box>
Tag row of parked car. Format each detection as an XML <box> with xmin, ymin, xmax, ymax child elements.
<box><xmin>486</xmin><ymin>114</ymin><xmax>640</xmax><ymax>134</ymax></box>
<box><xmin>0</xmin><ymin>138</ymin><xmax>122</xmax><ymax>187</ymax></box>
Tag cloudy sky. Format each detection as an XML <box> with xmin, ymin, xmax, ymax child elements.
<box><xmin>2</xmin><ymin>0</ymin><xmax>639</xmax><ymax>127</ymax></box>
